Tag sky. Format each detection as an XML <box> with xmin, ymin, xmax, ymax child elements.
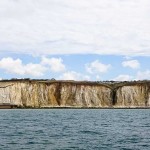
<box><xmin>0</xmin><ymin>0</ymin><xmax>150</xmax><ymax>81</ymax></box>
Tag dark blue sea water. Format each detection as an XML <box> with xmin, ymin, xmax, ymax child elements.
<box><xmin>0</xmin><ymin>109</ymin><xmax>150</xmax><ymax>150</ymax></box>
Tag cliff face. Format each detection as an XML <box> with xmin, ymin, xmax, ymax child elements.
<box><xmin>0</xmin><ymin>80</ymin><xmax>149</xmax><ymax>108</ymax></box>
<box><xmin>115</xmin><ymin>84</ymin><xmax>150</xmax><ymax>107</ymax></box>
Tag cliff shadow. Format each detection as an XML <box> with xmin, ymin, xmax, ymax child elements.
<box><xmin>112</xmin><ymin>89</ymin><xmax>117</xmax><ymax>106</ymax></box>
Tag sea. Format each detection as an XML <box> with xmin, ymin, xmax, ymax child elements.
<box><xmin>0</xmin><ymin>109</ymin><xmax>150</xmax><ymax>150</ymax></box>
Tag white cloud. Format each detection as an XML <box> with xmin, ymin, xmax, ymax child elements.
<box><xmin>0</xmin><ymin>57</ymin><xmax>47</xmax><ymax>77</ymax></box>
<box><xmin>136</xmin><ymin>70</ymin><xmax>150</xmax><ymax>80</ymax></box>
<box><xmin>113</xmin><ymin>74</ymin><xmax>133</xmax><ymax>81</ymax></box>
<box><xmin>24</xmin><ymin>63</ymin><xmax>47</xmax><ymax>77</ymax></box>
<box><xmin>122</xmin><ymin>60</ymin><xmax>140</xmax><ymax>69</ymax></box>
<box><xmin>85</xmin><ymin>60</ymin><xmax>111</xmax><ymax>74</ymax></box>
<box><xmin>0</xmin><ymin>0</ymin><xmax>150</xmax><ymax>56</ymax></box>
<box><xmin>59</xmin><ymin>71</ymin><xmax>90</xmax><ymax>80</ymax></box>
<box><xmin>96</xmin><ymin>75</ymin><xmax>101</xmax><ymax>80</ymax></box>
<box><xmin>41</xmin><ymin>56</ymin><xmax>66</xmax><ymax>72</ymax></box>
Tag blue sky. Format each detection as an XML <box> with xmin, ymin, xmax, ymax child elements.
<box><xmin>0</xmin><ymin>0</ymin><xmax>150</xmax><ymax>81</ymax></box>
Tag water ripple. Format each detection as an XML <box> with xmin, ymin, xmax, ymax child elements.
<box><xmin>0</xmin><ymin>109</ymin><xmax>150</xmax><ymax>149</ymax></box>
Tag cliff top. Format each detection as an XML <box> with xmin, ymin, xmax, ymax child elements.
<box><xmin>0</xmin><ymin>78</ymin><xmax>149</xmax><ymax>89</ymax></box>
